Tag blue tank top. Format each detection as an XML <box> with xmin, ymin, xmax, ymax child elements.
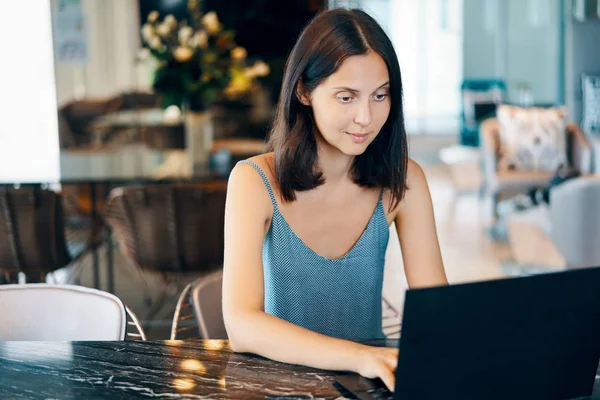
<box><xmin>240</xmin><ymin>160</ymin><xmax>389</xmax><ymax>340</ymax></box>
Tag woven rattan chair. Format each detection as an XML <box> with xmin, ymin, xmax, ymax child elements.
<box><xmin>0</xmin><ymin>187</ymin><xmax>74</xmax><ymax>283</ymax></box>
<box><xmin>0</xmin><ymin>186</ymin><xmax>101</xmax><ymax>285</ymax></box>
<box><xmin>104</xmin><ymin>182</ymin><xmax>227</xmax><ymax>326</ymax></box>
<box><xmin>171</xmin><ymin>269</ymin><xmax>226</xmax><ymax>340</ymax></box>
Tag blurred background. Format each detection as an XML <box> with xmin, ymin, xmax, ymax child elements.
<box><xmin>0</xmin><ymin>0</ymin><xmax>599</xmax><ymax>339</ymax></box>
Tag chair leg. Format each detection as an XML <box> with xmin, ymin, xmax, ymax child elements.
<box><xmin>491</xmin><ymin>193</ymin><xmax>499</xmax><ymax>220</ymax></box>
<box><xmin>478</xmin><ymin>181</ymin><xmax>486</xmax><ymax>200</ymax></box>
<box><xmin>488</xmin><ymin>192</ymin><xmax>512</xmax><ymax>241</ymax></box>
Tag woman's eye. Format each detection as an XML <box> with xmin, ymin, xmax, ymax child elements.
<box><xmin>337</xmin><ymin>96</ymin><xmax>354</xmax><ymax>103</ymax></box>
<box><xmin>374</xmin><ymin>93</ymin><xmax>389</xmax><ymax>101</ymax></box>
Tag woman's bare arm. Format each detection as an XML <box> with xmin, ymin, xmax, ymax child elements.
<box><xmin>394</xmin><ymin>159</ymin><xmax>448</xmax><ymax>288</ymax></box>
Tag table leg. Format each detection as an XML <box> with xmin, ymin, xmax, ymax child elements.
<box><xmin>90</xmin><ymin>182</ymin><xmax>100</xmax><ymax>290</ymax></box>
<box><xmin>105</xmin><ymin>185</ymin><xmax>115</xmax><ymax>294</ymax></box>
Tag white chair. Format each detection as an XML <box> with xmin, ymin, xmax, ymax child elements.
<box><xmin>0</xmin><ymin>284</ymin><xmax>145</xmax><ymax>341</ymax></box>
<box><xmin>171</xmin><ymin>270</ymin><xmax>226</xmax><ymax>340</ymax></box>
<box><xmin>507</xmin><ymin>175</ymin><xmax>600</xmax><ymax>269</ymax></box>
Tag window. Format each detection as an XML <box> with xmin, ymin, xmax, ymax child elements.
<box><xmin>0</xmin><ymin>0</ymin><xmax>60</xmax><ymax>182</ymax></box>
<box><xmin>333</xmin><ymin>0</ymin><xmax>464</xmax><ymax>135</ymax></box>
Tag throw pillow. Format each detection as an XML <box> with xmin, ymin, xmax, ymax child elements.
<box><xmin>496</xmin><ymin>105</ymin><xmax>568</xmax><ymax>172</ymax></box>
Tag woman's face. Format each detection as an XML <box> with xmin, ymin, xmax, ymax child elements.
<box><xmin>303</xmin><ymin>51</ymin><xmax>391</xmax><ymax>156</ymax></box>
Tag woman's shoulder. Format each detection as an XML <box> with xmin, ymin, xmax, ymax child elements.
<box><xmin>405</xmin><ymin>158</ymin><xmax>427</xmax><ymax>186</ymax></box>
<box><xmin>228</xmin><ymin>153</ymin><xmax>277</xmax><ymax>209</ymax></box>
<box><xmin>242</xmin><ymin>153</ymin><xmax>275</xmax><ymax>174</ymax></box>
<box><xmin>231</xmin><ymin>153</ymin><xmax>276</xmax><ymax>184</ymax></box>
<box><xmin>384</xmin><ymin>158</ymin><xmax>428</xmax><ymax>216</ymax></box>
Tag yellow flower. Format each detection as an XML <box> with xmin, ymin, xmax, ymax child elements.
<box><xmin>225</xmin><ymin>72</ymin><xmax>252</xmax><ymax>98</ymax></box>
<box><xmin>190</xmin><ymin>31</ymin><xmax>208</xmax><ymax>49</ymax></box>
<box><xmin>174</xmin><ymin>47</ymin><xmax>193</xmax><ymax>63</ymax></box>
<box><xmin>164</xmin><ymin>14</ymin><xmax>177</xmax><ymax>28</ymax></box>
<box><xmin>148</xmin><ymin>36</ymin><xmax>162</xmax><ymax>50</ymax></box>
<box><xmin>244</xmin><ymin>61</ymin><xmax>270</xmax><ymax>78</ymax></box>
<box><xmin>141</xmin><ymin>24</ymin><xmax>154</xmax><ymax>41</ymax></box>
<box><xmin>178</xmin><ymin>26</ymin><xmax>193</xmax><ymax>45</ymax></box>
<box><xmin>202</xmin><ymin>11</ymin><xmax>223</xmax><ymax>35</ymax></box>
<box><xmin>253</xmin><ymin>61</ymin><xmax>270</xmax><ymax>77</ymax></box>
<box><xmin>147</xmin><ymin>11</ymin><xmax>159</xmax><ymax>23</ymax></box>
<box><xmin>231</xmin><ymin>46</ymin><xmax>247</xmax><ymax>61</ymax></box>
<box><xmin>156</xmin><ymin>22</ymin><xmax>171</xmax><ymax>37</ymax></box>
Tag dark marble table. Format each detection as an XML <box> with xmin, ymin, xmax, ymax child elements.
<box><xmin>2</xmin><ymin>339</ymin><xmax>600</xmax><ymax>399</ymax></box>
<box><xmin>0</xmin><ymin>339</ymin><xmax>390</xmax><ymax>399</ymax></box>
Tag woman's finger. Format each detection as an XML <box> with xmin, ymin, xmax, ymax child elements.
<box><xmin>379</xmin><ymin>364</ymin><xmax>396</xmax><ymax>392</ymax></box>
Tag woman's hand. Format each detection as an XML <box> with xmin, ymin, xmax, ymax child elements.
<box><xmin>354</xmin><ymin>345</ymin><xmax>399</xmax><ymax>392</ymax></box>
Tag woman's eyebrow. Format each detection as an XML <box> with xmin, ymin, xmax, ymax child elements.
<box><xmin>331</xmin><ymin>81</ymin><xmax>390</xmax><ymax>93</ymax></box>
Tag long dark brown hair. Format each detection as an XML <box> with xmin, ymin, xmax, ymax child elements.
<box><xmin>268</xmin><ymin>8</ymin><xmax>409</xmax><ymax>207</ymax></box>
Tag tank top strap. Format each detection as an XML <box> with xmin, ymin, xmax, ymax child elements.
<box><xmin>237</xmin><ymin>160</ymin><xmax>278</xmax><ymax>209</ymax></box>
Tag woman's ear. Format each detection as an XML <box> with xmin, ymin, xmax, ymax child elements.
<box><xmin>296</xmin><ymin>79</ymin><xmax>311</xmax><ymax>106</ymax></box>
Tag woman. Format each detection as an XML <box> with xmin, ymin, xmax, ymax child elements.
<box><xmin>222</xmin><ymin>8</ymin><xmax>447</xmax><ymax>391</ymax></box>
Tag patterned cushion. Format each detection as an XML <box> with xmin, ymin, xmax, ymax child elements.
<box><xmin>496</xmin><ymin>105</ymin><xmax>567</xmax><ymax>172</ymax></box>
<box><xmin>582</xmin><ymin>73</ymin><xmax>600</xmax><ymax>134</ymax></box>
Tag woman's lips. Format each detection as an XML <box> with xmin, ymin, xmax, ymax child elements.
<box><xmin>345</xmin><ymin>132</ymin><xmax>369</xmax><ymax>143</ymax></box>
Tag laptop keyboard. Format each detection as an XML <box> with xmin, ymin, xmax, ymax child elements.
<box><xmin>360</xmin><ymin>387</ymin><xmax>393</xmax><ymax>400</ymax></box>
<box><xmin>333</xmin><ymin>375</ymin><xmax>393</xmax><ymax>400</ymax></box>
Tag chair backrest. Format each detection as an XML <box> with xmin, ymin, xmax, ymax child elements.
<box><xmin>190</xmin><ymin>270</ymin><xmax>227</xmax><ymax>339</ymax></box>
<box><xmin>0</xmin><ymin>188</ymin><xmax>71</xmax><ymax>279</ymax></box>
<box><xmin>105</xmin><ymin>183</ymin><xmax>226</xmax><ymax>273</ymax></box>
<box><xmin>0</xmin><ymin>284</ymin><xmax>127</xmax><ymax>341</ymax></box>
<box><xmin>480</xmin><ymin>118</ymin><xmax>586</xmax><ymax>169</ymax></box>
<box><xmin>550</xmin><ymin>176</ymin><xmax>600</xmax><ymax>268</ymax></box>
<box><xmin>57</xmin><ymin>97</ymin><xmax>122</xmax><ymax>148</ymax></box>
<box><xmin>125</xmin><ymin>305</ymin><xmax>147</xmax><ymax>341</ymax></box>
<box><xmin>170</xmin><ymin>281</ymin><xmax>197</xmax><ymax>340</ymax></box>
<box><xmin>115</xmin><ymin>91</ymin><xmax>161</xmax><ymax>110</ymax></box>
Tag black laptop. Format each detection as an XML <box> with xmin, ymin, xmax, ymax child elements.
<box><xmin>335</xmin><ymin>267</ymin><xmax>600</xmax><ymax>400</ymax></box>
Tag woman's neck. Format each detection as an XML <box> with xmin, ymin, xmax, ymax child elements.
<box><xmin>315</xmin><ymin>134</ymin><xmax>354</xmax><ymax>184</ymax></box>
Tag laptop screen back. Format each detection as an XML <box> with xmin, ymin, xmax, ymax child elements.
<box><xmin>395</xmin><ymin>267</ymin><xmax>600</xmax><ymax>400</ymax></box>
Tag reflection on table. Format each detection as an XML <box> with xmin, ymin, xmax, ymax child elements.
<box><xmin>0</xmin><ymin>339</ymin><xmax>396</xmax><ymax>399</ymax></box>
